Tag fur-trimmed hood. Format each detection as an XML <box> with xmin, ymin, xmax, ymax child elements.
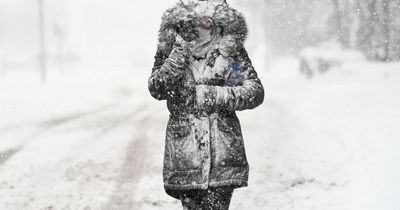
<box><xmin>157</xmin><ymin>0</ymin><xmax>248</xmax><ymax>55</ymax></box>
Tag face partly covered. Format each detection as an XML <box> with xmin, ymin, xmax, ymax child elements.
<box><xmin>189</xmin><ymin>23</ymin><xmax>223</xmax><ymax>58</ymax></box>
<box><xmin>193</xmin><ymin>26</ymin><xmax>212</xmax><ymax>44</ymax></box>
<box><xmin>218</xmin><ymin>35</ymin><xmax>237</xmax><ymax>57</ymax></box>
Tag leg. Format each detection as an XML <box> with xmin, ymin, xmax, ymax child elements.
<box><xmin>179</xmin><ymin>189</ymin><xmax>204</xmax><ymax>210</ymax></box>
<box><xmin>202</xmin><ymin>187</ymin><xmax>234</xmax><ymax>210</ymax></box>
<box><xmin>179</xmin><ymin>187</ymin><xmax>234</xmax><ymax>210</ymax></box>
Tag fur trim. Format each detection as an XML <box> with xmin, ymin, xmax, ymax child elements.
<box><xmin>156</xmin><ymin>1</ymin><xmax>248</xmax><ymax>56</ymax></box>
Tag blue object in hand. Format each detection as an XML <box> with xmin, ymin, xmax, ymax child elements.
<box><xmin>232</xmin><ymin>61</ymin><xmax>241</xmax><ymax>73</ymax></box>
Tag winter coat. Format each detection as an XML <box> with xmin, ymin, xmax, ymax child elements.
<box><xmin>148</xmin><ymin>1</ymin><xmax>264</xmax><ymax>199</ymax></box>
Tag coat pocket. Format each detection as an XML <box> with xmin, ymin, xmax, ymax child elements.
<box><xmin>167</xmin><ymin>116</ymin><xmax>191</xmax><ymax>138</ymax></box>
<box><xmin>217</xmin><ymin>115</ymin><xmax>241</xmax><ymax>137</ymax></box>
<box><xmin>165</xmin><ymin>116</ymin><xmax>201</xmax><ymax>171</ymax></box>
<box><xmin>215</xmin><ymin>115</ymin><xmax>247</xmax><ymax>168</ymax></box>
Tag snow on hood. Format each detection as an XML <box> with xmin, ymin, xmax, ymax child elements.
<box><xmin>156</xmin><ymin>0</ymin><xmax>248</xmax><ymax>55</ymax></box>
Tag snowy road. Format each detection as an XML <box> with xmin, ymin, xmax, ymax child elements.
<box><xmin>0</xmin><ymin>59</ymin><xmax>399</xmax><ymax>210</ymax></box>
<box><xmin>0</xmin><ymin>101</ymin><xmax>152</xmax><ymax>209</ymax></box>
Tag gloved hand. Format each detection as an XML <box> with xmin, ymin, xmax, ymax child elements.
<box><xmin>178</xmin><ymin>85</ymin><xmax>195</xmax><ymax>108</ymax></box>
<box><xmin>168</xmin><ymin>34</ymin><xmax>193</xmax><ymax>66</ymax></box>
<box><xmin>162</xmin><ymin>33</ymin><xmax>193</xmax><ymax>82</ymax></box>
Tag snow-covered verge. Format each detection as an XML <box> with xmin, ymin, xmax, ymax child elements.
<box><xmin>234</xmin><ymin>57</ymin><xmax>400</xmax><ymax>210</ymax></box>
<box><xmin>0</xmin><ymin>57</ymin><xmax>399</xmax><ymax>210</ymax></box>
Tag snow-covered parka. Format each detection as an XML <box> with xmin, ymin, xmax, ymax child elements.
<box><xmin>148</xmin><ymin>0</ymin><xmax>264</xmax><ymax>199</ymax></box>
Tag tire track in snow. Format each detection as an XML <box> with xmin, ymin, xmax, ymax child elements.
<box><xmin>102</xmin><ymin>126</ymin><xmax>148</xmax><ymax>210</ymax></box>
<box><xmin>0</xmin><ymin>103</ymin><xmax>154</xmax><ymax>209</ymax></box>
<box><xmin>40</xmin><ymin>103</ymin><xmax>120</xmax><ymax>127</ymax></box>
<box><xmin>0</xmin><ymin>103</ymin><xmax>122</xmax><ymax>166</ymax></box>
<box><xmin>0</xmin><ymin>103</ymin><xmax>118</xmax><ymax>135</ymax></box>
<box><xmin>0</xmin><ymin>149</ymin><xmax>19</xmax><ymax>166</ymax></box>
<box><xmin>66</xmin><ymin>104</ymin><xmax>151</xmax><ymax>160</ymax></box>
<box><xmin>103</xmin><ymin>105</ymin><xmax>164</xmax><ymax>210</ymax></box>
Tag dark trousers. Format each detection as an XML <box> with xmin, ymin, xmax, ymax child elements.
<box><xmin>179</xmin><ymin>187</ymin><xmax>234</xmax><ymax>210</ymax></box>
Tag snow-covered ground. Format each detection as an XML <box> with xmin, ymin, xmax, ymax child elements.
<box><xmin>0</xmin><ymin>57</ymin><xmax>399</xmax><ymax>210</ymax></box>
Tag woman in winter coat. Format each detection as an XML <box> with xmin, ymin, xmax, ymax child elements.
<box><xmin>148</xmin><ymin>0</ymin><xmax>264</xmax><ymax>209</ymax></box>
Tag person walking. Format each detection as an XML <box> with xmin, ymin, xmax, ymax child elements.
<box><xmin>148</xmin><ymin>0</ymin><xmax>264</xmax><ymax>209</ymax></box>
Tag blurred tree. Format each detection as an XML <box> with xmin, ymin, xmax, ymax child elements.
<box><xmin>331</xmin><ymin>0</ymin><xmax>348</xmax><ymax>48</ymax></box>
<box><xmin>258</xmin><ymin>0</ymin><xmax>400</xmax><ymax>61</ymax></box>
<box><xmin>356</xmin><ymin>0</ymin><xmax>399</xmax><ymax>61</ymax></box>
<box><xmin>389</xmin><ymin>0</ymin><xmax>400</xmax><ymax>61</ymax></box>
<box><xmin>259</xmin><ymin>0</ymin><xmax>332</xmax><ymax>55</ymax></box>
<box><xmin>38</xmin><ymin>0</ymin><xmax>47</xmax><ymax>82</ymax></box>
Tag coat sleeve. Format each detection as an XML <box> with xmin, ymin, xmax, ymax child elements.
<box><xmin>148</xmin><ymin>28</ymin><xmax>188</xmax><ymax>101</ymax></box>
<box><xmin>194</xmin><ymin>48</ymin><xmax>264</xmax><ymax>111</ymax></box>
<box><xmin>148</xmin><ymin>49</ymin><xmax>176</xmax><ymax>100</ymax></box>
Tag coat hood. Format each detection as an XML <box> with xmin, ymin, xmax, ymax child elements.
<box><xmin>156</xmin><ymin>0</ymin><xmax>248</xmax><ymax>56</ymax></box>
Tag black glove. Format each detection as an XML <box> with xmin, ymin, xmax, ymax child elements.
<box><xmin>176</xmin><ymin>20</ymin><xmax>199</xmax><ymax>43</ymax></box>
<box><xmin>170</xmin><ymin>35</ymin><xmax>193</xmax><ymax>62</ymax></box>
<box><xmin>180</xmin><ymin>85</ymin><xmax>195</xmax><ymax>108</ymax></box>
<box><xmin>160</xmin><ymin>35</ymin><xmax>193</xmax><ymax>87</ymax></box>
<box><xmin>163</xmin><ymin>34</ymin><xmax>193</xmax><ymax>77</ymax></box>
